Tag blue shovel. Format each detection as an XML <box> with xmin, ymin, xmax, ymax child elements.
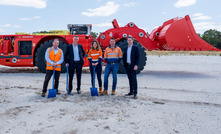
<box><xmin>47</xmin><ymin>69</ymin><xmax>57</xmax><ymax>98</ymax></box>
<box><xmin>66</xmin><ymin>64</ymin><xmax>72</xmax><ymax>95</ymax></box>
<box><xmin>90</xmin><ymin>66</ymin><xmax>98</xmax><ymax>96</ymax></box>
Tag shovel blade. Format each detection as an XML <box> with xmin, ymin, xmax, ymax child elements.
<box><xmin>66</xmin><ymin>88</ymin><xmax>71</xmax><ymax>95</ymax></box>
<box><xmin>47</xmin><ymin>89</ymin><xmax>57</xmax><ymax>98</ymax></box>
<box><xmin>90</xmin><ymin>87</ymin><xmax>98</xmax><ymax>96</ymax></box>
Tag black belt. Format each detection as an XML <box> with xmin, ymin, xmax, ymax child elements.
<box><xmin>127</xmin><ymin>63</ymin><xmax>132</xmax><ymax>65</ymax></box>
<box><xmin>107</xmin><ymin>62</ymin><xmax>118</xmax><ymax>65</ymax></box>
<box><xmin>74</xmin><ymin>61</ymin><xmax>80</xmax><ymax>63</ymax></box>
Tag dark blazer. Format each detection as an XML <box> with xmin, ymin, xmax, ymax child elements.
<box><xmin>65</xmin><ymin>44</ymin><xmax>85</xmax><ymax>66</ymax></box>
<box><xmin>123</xmin><ymin>45</ymin><xmax>140</xmax><ymax>67</ymax></box>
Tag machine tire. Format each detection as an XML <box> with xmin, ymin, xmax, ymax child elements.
<box><xmin>35</xmin><ymin>40</ymin><xmax>67</xmax><ymax>73</ymax></box>
<box><xmin>116</xmin><ymin>39</ymin><xmax>147</xmax><ymax>74</ymax></box>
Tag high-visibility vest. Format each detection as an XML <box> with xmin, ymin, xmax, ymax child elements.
<box><xmin>88</xmin><ymin>49</ymin><xmax>102</xmax><ymax>62</ymax></box>
<box><xmin>46</xmin><ymin>47</ymin><xmax>62</xmax><ymax>71</ymax></box>
<box><xmin>104</xmin><ymin>45</ymin><xmax>122</xmax><ymax>63</ymax></box>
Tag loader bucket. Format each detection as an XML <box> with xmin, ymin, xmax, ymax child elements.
<box><xmin>150</xmin><ymin>15</ymin><xmax>220</xmax><ymax>51</ymax></box>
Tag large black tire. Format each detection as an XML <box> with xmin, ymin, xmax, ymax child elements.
<box><xmin>35</xmin><ymin>40</ymin><xmax>67</xmax><ymax>73</ymax></box>
<box><xmin>116</xmin><ymin>40</ymin><xmax>147</xmax><ymax>74</ymax></box>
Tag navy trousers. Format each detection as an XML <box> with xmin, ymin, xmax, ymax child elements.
<box><xmin>69</xmin><ymin>61</ymin><xmax>82</xmax><ymax>91</ymax></box>
<box><xmin>125</xmin><ymin>65</ymin><xmax>138</xmax><ymax>94</ymax></box>
<box><xmin>90</xmin><ymin>63</ymin><xmax>102</xmax><ymax>88</ymax></box>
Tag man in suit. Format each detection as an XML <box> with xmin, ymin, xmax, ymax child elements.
<box><xmin>123</xmin><ymin>36</ymin><xmax>140</xmax><ymax>99</ymax></box>
<box><xmin>65</xmin><ymin>35</ymin><xmax>85</xmax><ymax>94</ymax></box>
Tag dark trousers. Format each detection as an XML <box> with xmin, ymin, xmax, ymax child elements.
<box><xmin>42</xmin><ymin>70</ymin><xmax>60</xmax><ymax>93</ymax></box>
<box><xmin>90</xmin><ymin>63</ymin><xmax>102</xmax><ymax>87</ymax></box>
<box><xmin>125</xmin><ymin>65</ymin><xmax>138</xmax><ymax>94</ymax></box>
<box><xmin>69</xmin><ymin>61</ymin><xmax>82</xmax><ymax>92</ymax></box>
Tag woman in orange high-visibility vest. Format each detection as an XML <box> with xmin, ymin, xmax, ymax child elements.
<box><xmin>41</xmin><ymin>38</ymin><xmax>64</xmax><ymax>97</ymax></box>
<box><xmin>88</xmin><ymin>40</ymin><xmax>103</xmax><ymax>94</ymax></box>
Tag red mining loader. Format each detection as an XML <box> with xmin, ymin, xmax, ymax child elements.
<box><xmin>0</xmin><ymin>15</ymin><xmax>219</xmax><ymax>73</ymax></box>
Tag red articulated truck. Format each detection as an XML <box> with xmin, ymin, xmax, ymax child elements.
<box><xmin>0</xmin><ymin>15</ymin><xmax>219</xmax><ymax>73</ymax></box>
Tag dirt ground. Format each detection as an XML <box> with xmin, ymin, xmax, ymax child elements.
<box><xmin>0</xmin><ymin>55</ymin><xmax>221</xmax><ymax>134</ymax></box>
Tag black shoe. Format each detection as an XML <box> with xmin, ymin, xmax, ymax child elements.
<box><xmin>134</xmin><ymin>94</ymin><xmax>138</xmax><ymax>99</ymax></box>
<box><xmin>41</xmin><ymin>92</ymin><xmax>45</xmax><ymax>97</ymax></box>
<box><xmin>77</xmin><ymin>90</ymin><xmax>81</xmax><ymax>94</ymax></box>
<box><xmin>125</xmin><ymin>92</ymin><xmax>134</xmax><ymax>96</ymax></box>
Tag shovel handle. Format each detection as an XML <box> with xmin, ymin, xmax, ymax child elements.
<box><xmin>66</xmin><ymin>64</ymin><xmax>69</xmax><ymax>89</ymax></box>
<box><xmin>52</xmin><ymin>69</ymin><xmax>55</xmax><ymax>89</ymax></box>
<box><xmin>92</xmin><ymin>66</ymin><xmax>96</xmax><ymax>88</ymax></box>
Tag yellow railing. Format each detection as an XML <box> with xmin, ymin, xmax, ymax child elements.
<box><xmin>32</xmin><ymin>30</ymin><xmax>70</xmax><ymax>35</ymax></box>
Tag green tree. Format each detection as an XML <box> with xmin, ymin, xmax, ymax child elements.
<box><xmin>201</xmin><ymin>29</ymin><xmax>221</xmax><ymax>49</ymax></box>
<box><xmin>90</xmin><ymin>32</ymin><xmax>99</xmax><ymax>39</ymax></box>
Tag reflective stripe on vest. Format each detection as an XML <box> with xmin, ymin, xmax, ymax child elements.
<box><xmin>88</xmin><ymin>49</ymin><xmax>102</xmax><ymax>62</ymax></box>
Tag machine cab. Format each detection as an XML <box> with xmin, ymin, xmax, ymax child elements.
<box><xmin>67</xmin><ymin>24</ymin><xmax>92</xmax><ymax>35</ymax></box>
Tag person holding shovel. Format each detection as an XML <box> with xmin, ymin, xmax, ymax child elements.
<box><xmin>88</xmin><ymin>40</ymin><xmax>103</xmax><ymax>94</ymax></box>
<box><xmin>41</xmin><ymin>38</ymin><xmax>64</xmax><ymax>97</ymax></box>
<box><xmin>65</xmin><ymin>35</ymin><xmax>85</xmax><ymax>94</ymax></box>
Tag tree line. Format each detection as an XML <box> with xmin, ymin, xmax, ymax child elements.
<box><xmin>198</xmin><ymin>29</ymin><xmax>221</xmax><ymax>50</ymax></box>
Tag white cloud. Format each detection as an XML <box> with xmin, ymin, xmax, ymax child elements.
<box><xmin>174</xmin><ymin>0</ymin><xmax>196</xmax><ymax>8</ymax></box>
<box><xmin>19</xmin><ymin>17</ymin><xmax>32</xmax><ymax>21</ymax></box>
<box><xmin>0</xmin><ymin>24</ymin><xmax>11</xmax><ymax>27</ymax></box>
<box><xmin>193</xmin><ymin>13</ymin><xmax>211</xmax><ymax>20</ymax></box>
<box><xmin>124</xmin><ymin>2</ymin><xmax>136</xmax><ymax>7</ymax></box>
<box><xmin>13</xmin><ymin>25</ymin><xmax>21</xmax><ymax>28</ymax></box>
<box><xmin>33</xmin><ymin>16</ymin><xmax>42</xmax><ymax>19</ymax></box>
<box><xmin>92</xmin><ymin>22</ymin><xmax>122</xmax><ymax>33</ymax></box>
<box><xmin>0</xmin><ymin>0</ymin><xmax>46</xmax><ymax>9</ymax></box>
<box><xmin>93</xmin><ymin>22</ymin><xmax>123</xmax><ymax>27</ymax></box>
<box><xmin>140</xmin><ymin>27</ymin><xmax>148</xmax><ymax>32</ymax></box>
<box><xmin>19</xmin><ymin>16</ymin><xmax>42</xmax><ymax>21</ymax></box>
<box><xmin>0</xmin><ymin>29</ymin><xmax>6</xmax><ymax>33</ymax></box>
<box><xmin>193</xmin><ymin>13</ymin><xmax>202</xmax><ymax>16</ymax></box>
<box><xmin>81</xmin><ymin>1</ymin><xmax>120</xmax><ymax>17</ymax></box>
<box><xmin>193</xmin><ymin>22</ymin><xmax>221</xmax><ymax>33</ymax></box>
<box><xmin>93</xmin><ymin>22</ymin><xmax>112</xmax><ymax>27</ymax></box>
<box><xmin>0</xmin><ymin>24</ymin><xmax>21</xmax><ymax>28</ymax></box>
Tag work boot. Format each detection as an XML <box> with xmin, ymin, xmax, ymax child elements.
<box><xmin>99</xmin><ymin>87</ymin><xmax>102</xmax><ymax>94</ymax></box>
<box><xmin>41</xmin><ymin>92</ymin><xmax>46</xmax><ymax>97</ymax></box>
<box><xmin>111</xmin><ymin>90</ymin><xmax>116</xmax><ymax>95</ymax></box>
<box><xmin>57</xmin><ymin>90</ymin><xmax>61</xmax><ymax>95</ymax></box>
<box><xmin>101</xmin><ymin>90</ymin><xmax>108</xmax><ymax>95</ymax></box>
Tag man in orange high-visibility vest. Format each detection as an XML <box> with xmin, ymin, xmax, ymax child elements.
<box><xmin>102</xmin><ymin>38</ymin><xmax>122</xmax><ymax>95</ymax></box>
<box><xmin>41</xmin><ymin>38</ymin><xmax>64</xmax><ymax>97</ymax></box>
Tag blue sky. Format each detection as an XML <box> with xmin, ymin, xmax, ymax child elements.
<box><xmin>0</xmin><ymin>0</ymin><xmax>220</xmax><ymax>35</ymax></box>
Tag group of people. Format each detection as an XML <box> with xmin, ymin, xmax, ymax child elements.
<box><xmin>41</xmin><ymin>35</ymin><xmax>140</xmax><ymax>99</ymax></box>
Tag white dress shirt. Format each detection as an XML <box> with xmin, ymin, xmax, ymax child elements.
<box><xmin>127</xmin><ymin>44</ymin><xmax>133</xmax><ymax>63</ymax></box>
<box><xmin>72</xmin><ymin>44</ymin><xmax>80</xmax><ymax>61</ymax></box>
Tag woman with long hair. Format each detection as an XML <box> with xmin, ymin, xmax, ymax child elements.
<box><xmin>88</xmin><ymin>40</ymin><xmax>103</xmax><ymax>94</ymax></box>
